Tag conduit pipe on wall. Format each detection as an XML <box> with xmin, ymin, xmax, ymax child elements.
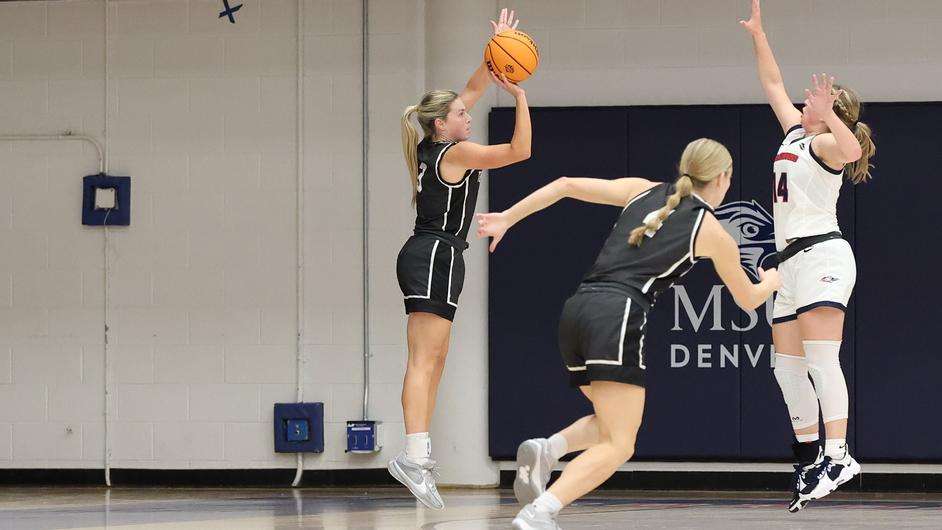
<box><xmin>292</xmin><ymin>0</ymin><xmax>307</xmax><ymax>488</ymax></box>
<box><xmin>361</xmin><ymin>0</ymin><xmax>372</xmax><ymax>425</ymax></box>
<box><xmin>103</xmin><ymin>0</ymin><xmax>113</xmax><ymax>487</ymax></box>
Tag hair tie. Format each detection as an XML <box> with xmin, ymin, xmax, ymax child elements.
<box><xmin>681</xmin><ymin>173</ymin><xmax>693</xmax><ymax>179</ymax></box>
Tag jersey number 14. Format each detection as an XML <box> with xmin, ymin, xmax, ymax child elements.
<box><xmin>773</xmin><ymin>172</ymin><xmax>789</xmax><ymax>203</ymax></box>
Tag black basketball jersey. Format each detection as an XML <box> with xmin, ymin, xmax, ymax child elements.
<box><xmin>413</xmin><ymin>138</ymin><xmax>482</xmax><ymax>242</ymax></box>
<box><xmin>581</xmin><ymin>183</ymin><xmax>713</xmax><ymax>308</ymax></box>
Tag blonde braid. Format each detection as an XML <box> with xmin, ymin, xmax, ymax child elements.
<box><xmin>627</xmin><ymin>138</ymin><xmax>732</xmax><ymax>247</ymax></box>
<box><xmin>628</xmin><ymin>175</ymin><xmax>693</xmax><ymax>247</ymax></box>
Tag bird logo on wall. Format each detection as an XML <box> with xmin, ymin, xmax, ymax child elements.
<box><xmin>715</xmin><ymin>200</ymin><xmax>778</xmax><ymax>281</ymax></box>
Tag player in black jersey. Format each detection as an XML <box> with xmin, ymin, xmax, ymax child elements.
<box><xmin>388</xmin><ymin>8</ymin><xmax>533</xmax><ymax>511</ymax></box>
<box><xmin>477</xmin><ymin>139</ymin><xmax>781</xmax><ymax>529</ymax></box>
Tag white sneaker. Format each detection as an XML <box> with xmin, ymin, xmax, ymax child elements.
<box><xmin>387</xmin><ymin>452</ymin><xmax>444</xmax><ymax>510</ymax></box>
<box><xmin>512</xmin><ymin>503</ymin><xmax>561</xmax><ymax>530</ymax></box>
<box><xmin>807</xmin><ymin>452</ymin><xmax>861</xmax><ymax>501</ymax></box>
<box><xmin>514</xmin><ymin>438</ymin><xmax>556</xmax><ymax>506</ymax></box>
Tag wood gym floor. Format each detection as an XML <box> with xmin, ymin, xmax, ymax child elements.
<box><xmin>2</xmin><ymin>487</ymin><xmax>941</xmax><ymax>529</ymax></box>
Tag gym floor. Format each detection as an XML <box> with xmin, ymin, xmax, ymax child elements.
<box><xmin>2</xmin><ymin>487</ymin><xmax>941</xmax><ymax>529</ymax></box>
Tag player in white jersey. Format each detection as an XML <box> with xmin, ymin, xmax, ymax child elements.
<box><xmin>741</xmin><ymin>0</ymin><xmax>876</xmax><ymax>513</ymax></box>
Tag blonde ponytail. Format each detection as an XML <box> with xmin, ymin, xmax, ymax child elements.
<box><xmin>629</xmin><ymin>138</ymin><xmax>732</xmax><ymax>247</ymax></box>
<box><xmin>833</xmin><ymin>84</ymin><xmax>876</xmax><ymax>184</ymax></box>
<box><xmin>401</xmin><ymin>105</ymin><xmax>420</xmax><ymax>205</ymax></box>
<box><xmin>400</xmin><ymin>90</ymin><xmax>460</xmax><ymax>207</ymax></box>
<box><xmin>848</xmin><ymin>121</ymin><xmax>875</xmax><ymax>184</ymax></box>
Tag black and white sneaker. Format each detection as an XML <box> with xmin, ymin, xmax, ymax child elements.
<box><xmin>788</xmin><ymin>461</ymin><xmax>819</xmax><ymax>512</ymax></box>
<box><xmin>787</xmin><ymin>442</ymin><xmax>823</xmax><ymax>513</ymax></box>
<box><xmin>807</xmin><ymin>452</ymin><xmax>861</xmax><ymax>501</ymax></box>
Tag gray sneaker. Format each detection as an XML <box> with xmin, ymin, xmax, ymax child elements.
<box><xmin>387</xmin><ymin>452</ymin><xmax>444</xmax><ymax>510</ymax></box>
<box><xmin>512</xmin><ymin>503</ymin><xmax>561</xmax><ymax>530</ymax></box>
<box><xmin>514</xmin><ymin>438</ymin><xmax>556</xmax><ymax>506</ymax></box>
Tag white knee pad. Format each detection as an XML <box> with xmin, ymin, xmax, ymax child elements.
<box><xmin>804</xmin><ymin>340</ymin><xmax>849</xmax><ymax>423</ymax></box>
<box><xmin>773</xmin><ymin>353</ymin><xmax>819</xmax><ymax>430</ymax></box>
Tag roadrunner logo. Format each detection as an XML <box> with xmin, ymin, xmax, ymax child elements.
<box><xmin>714</xmin><ymin>200</ymin><xmax>777</xmax><ymax>281</ymax></box>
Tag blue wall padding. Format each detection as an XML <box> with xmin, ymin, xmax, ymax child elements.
<box><xmin>487</xmin><ymin>103</ymin><xmax>942</xmax><ymax>462</ymax></box>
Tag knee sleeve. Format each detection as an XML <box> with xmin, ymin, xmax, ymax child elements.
<box><xmin>773</xmin><ymin>353</ymin><xmax>819</xmax><ymax>430</ymax></box>
<box><xmin>804</xmin><ymin>340</ymin><xmax>849</xmax><ymax>422</ymax></box>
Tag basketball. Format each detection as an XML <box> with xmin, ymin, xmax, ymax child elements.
<box><xmin>484</xmin><ymin>29</ymin><xmax>539</xmax><ymax>83</ymax></box>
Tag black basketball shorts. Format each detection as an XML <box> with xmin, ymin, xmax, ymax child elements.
<box><xmin>396</xmin><ymin>234</ymin><xmax>466</xmax><ymax>322</ymax></box>
<box><xmin>558</xmin><ymin>286</ymin><xmax>648</xmax><ymax>388</ymax></box>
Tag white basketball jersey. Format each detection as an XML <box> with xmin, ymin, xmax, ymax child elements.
<box><xmin>771</xmin><ymin>125</ymin><xmax>845</xmax><ymax>251</ymax></box>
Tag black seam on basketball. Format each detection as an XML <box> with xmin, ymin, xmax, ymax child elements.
<box><xmin>486</xmin><ymin>42</ymin><xmax>501</xmax><ymax>77</ymax></box>
<box><xmin>491</xmin><ymin>38</ymin><xmax>532</xmax><ymax>75</ymax></box>
<box><xmin>490</xmin><ymin>38</ymin><xmax>532</xmax><ymax>76</ymax></box>
<box><xmin>495</xmin><ymin>34</ymin><xmax>540</xmax><ymax>63</ymax></box>
<box><xmin>486</xmin><ymin>39</ymin><xmax>516</xmax><ymax>74</ymax></box>
<box><xmin>495</xmin><ymin>34</ymin><xmax>539</xmax><ymax>67</ymax></box>
<box><xmin>486</xmin><ymin>41</ymin><xmax>517</xmax><ymax>77</ymax></box>
<box><xmin>485</xmin><ymin>41</ymin><xmax>497</xmax><ymax>73</ymax></box>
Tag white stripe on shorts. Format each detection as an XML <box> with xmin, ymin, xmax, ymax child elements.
<box><xmin>586</xmin><ymin>296</ymin><xmax>632</xmax><ymax>366</ymax></box>
<box><xmin>404</xmin><ymin>239</ymin><xmax>440</xmax><ymax>300</ymax></box>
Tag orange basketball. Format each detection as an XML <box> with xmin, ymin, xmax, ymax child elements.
<box><xmin>484</xmin><ymin>30</ymin><xmax>539</xmax><ymax>84</ymax></box>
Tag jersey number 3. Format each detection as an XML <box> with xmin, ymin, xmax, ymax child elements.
<box><xmin>773</xmin><ymin>172</ymin><xmax>789</xmax><ymax>203</ymax></box>
<box><xmin>417</xmin><ymin>162</ymin><xmax>427</xmax><ymax>193</ymax></box>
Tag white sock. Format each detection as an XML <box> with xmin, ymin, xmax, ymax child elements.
<box><xmin>825</xmin><ymin>438</ymin><xmax>848</xmax><ymax>460</ymax></box>
<box><xmin>533</xmin><ymin>491</ymin><xmax>562</xmax><ymax>515</ymax></box>
<box><xmin>796</xmin><ymin>432</ymin><xmax>819</xmax><ymax>443</ymax></box>
<box><xmin>405</xmin><ymin>432</ymin><xmax>431</xmax><ymax>461</ymax></box>
<box><xmin>547</xmin><ymin>433</ymin><xmax>568</xmax><ymax>461</ymax></box>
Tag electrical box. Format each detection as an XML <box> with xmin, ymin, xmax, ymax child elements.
<box><xmin>346</xmin><ymin>420</ymin><xmax>382</xmax><ymax>453</ymax></box>
<box><xmin>273</xmin><ymin>402</ymin><xmax>324</xmax><ymax>453</ymax></box>
<box><xmin>82</xmin><ymin>174</ymin><xmax>130</xmax><ymax>226</ymax></box>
